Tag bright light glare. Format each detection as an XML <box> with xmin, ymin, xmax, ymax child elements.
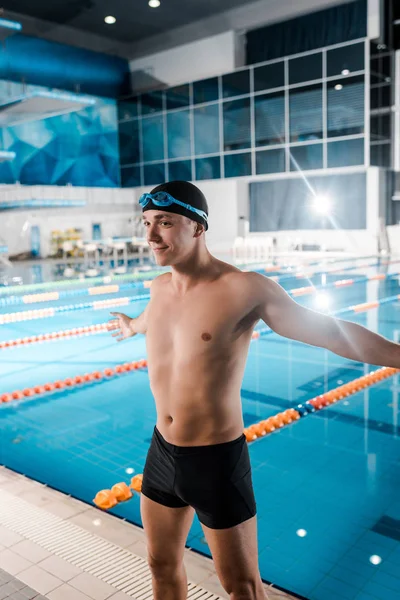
<box><xmin>296</xmin><ymin>529</ymin><xmax>307</xmax><ymax>537</ymax></box>
<box><xmin>104</xmin><ymin>15</ymin><xmax>116</xmax><ymax>24</ymax></box>
<box><xmin>369</xmin><ymin>555</ymin><xmax>382</xmax><ymax>565</ymax></box>
<box><xmin>149</xmin><ymin>0</ymin><xmax>161</xmax><ymax>6</ymax></box>
<box><xmin>314</xmin><ymin>293</ymin><xmax>331</xmax><ymax>309</ymax></box>
<box><xmin>341</xmin><ymin>69</ymin><xmax>350</xmax><ymax>75</ymax></box>
<box><xmin>335</xmin><ymin>83</ymin><xmax>343</xmax><ymax>90</ymax></box>
<box><xmin>313</xmin><ymin>195</ymin><xmax>331</xmax><ymax>215</ymax></box>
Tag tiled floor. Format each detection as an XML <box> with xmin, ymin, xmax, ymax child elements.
<box><xmin>0</xmin><ymin>467</ymin><xmax>297</xmax><ymax>600</ymax></box>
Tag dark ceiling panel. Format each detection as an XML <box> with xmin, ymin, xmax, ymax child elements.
<box><xmin>2</xmin><ymin>0</ymin><xmax>258</xmax><ymax>43</ymax></box>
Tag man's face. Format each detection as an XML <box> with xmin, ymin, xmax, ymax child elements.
<box><xmin>143</xmin><ymin>210</ymin><xmax>199</xmax><ymax>266</ymax></box>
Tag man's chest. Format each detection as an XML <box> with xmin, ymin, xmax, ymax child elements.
<box><xmin>146</xmin><ymin>288</ymin><xmax>255</xmax><ymax>354</ymax></box>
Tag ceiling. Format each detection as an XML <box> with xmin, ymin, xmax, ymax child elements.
<box><xmin>1</xmin><ymin>0</ymin><xmax>259</xmax><ymax>45</ymax></box>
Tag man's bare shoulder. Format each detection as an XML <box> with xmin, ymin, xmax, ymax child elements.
<box><xmin>150</xmin><ymin>272</ymin><xmax>171</xmax><ymax>294</ymax></box>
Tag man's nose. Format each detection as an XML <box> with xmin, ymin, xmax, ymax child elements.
<box><xmin>147</xmin><ymin>225</ymin><xmax>161</xmax><ymax>242</ymax></box>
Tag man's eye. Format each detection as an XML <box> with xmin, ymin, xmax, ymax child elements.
<box><xmin>161</xmin><ymin>221</ymin><xmax>171</xmax><ymax>226</ymax></box>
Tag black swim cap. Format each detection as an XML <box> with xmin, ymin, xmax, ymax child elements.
<box><xmin>143</xmin><ymin>180</ymin><xmax>209</xmax><ymax>231</ymax></box>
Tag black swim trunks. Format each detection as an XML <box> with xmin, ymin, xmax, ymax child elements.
<box><xmin>141</xmin><ymin>426</ymin><xmax>257</xmax><ymax>529</ymax></box>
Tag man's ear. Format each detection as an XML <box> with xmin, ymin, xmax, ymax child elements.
<box><xmin>194</xmin><ymin>222</ymin><xmax>205</xmax><ymax>237</ymax></box>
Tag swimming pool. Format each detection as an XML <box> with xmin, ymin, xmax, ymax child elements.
<box><xmin>1</xmin><ymin>256</ymin><xmax>399</xmax><ymax>600</ymax></box>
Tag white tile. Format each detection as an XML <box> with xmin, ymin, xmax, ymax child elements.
<box><xmin>0</xmin><ymin>525</ymin><xmax>25</xmax><ymax>547</ymax></box>
<box><xmin>70</xmin><ymin>512</ymin><xmax>141</xmax><ymax>548</ymax></box>
<box><xmin>125</xmin><ymin>540</ymin><xmax>148</xmax><ymax>560</ymax></box>
<box><xmin>202</xmin><ymin>574</ymin><xmax>229</xmax><ymax>599</ymax></box>
<box><xmin>107</xmin><ymin>593</ymin><xmax>133</xmax><ymax>600</ymax></box>
<box><xmin>47</xmin><ymin>583</ymin><xmax>93</xmax><ymax>600</ymax></box>
<box><xmin>18</xmin><ymin>565</ymin><xmax>63</xmax><ymax>595</ymax></box>
<box><xmin>45</xmin><ymin>500</ymin><xmax>88</xmax><ymax>520</ymax></box>
<box><xmin>38</xmin><ymin>556</ymin><xmax>83</xmax><ymax>581</ymax></box>
<box><xmin>0</xmin><ymin>548</ymin><xmax>33</xmax><ymax>575</ymax></box>
<box><xmin>12</xmin><ymin>539</ymin><xmax>52</xmax><ymax>563</ymax></box>
<box><xmin>69</xmin><ymin>572</ymin><xmax>118</xmax><ymax>600</ymax></box>
<box><xmin>0</xmin><ymin>480</ymin><xmax>32</xmax><ymax>495</ymax></box>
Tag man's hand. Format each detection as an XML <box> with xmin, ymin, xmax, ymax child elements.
<box><xmin>108</xmin><ymin>312</ymin><xmax>136</xmax><ymax>342</ymax></box>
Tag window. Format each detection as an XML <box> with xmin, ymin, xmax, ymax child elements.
<box><xmin>193</xmin><ymin>104</ymin><xmax>220</xmax><ymax>155</ymax></box>
<box><xmin>254</xmin><ymin>92</ymin><xmax>285</xmax><ymax>147</ymax></box>
<box><xmin>121</xmin><ymin>165</ymin><xmax>141</xmax><ymax>187</ymax></box>
<box><xmin>193</xmin><ymin>77</ymin><xmax>219</xmax><ymax>104</ymax></box>
<box><xmin>224</xmin><ymin>152</ymin><xmax>252</xmax><ymax>178</ymax></box>
<box><xmin>254</xmin><ymin>62</ymin><xmax>284</xmax><ymax>92</ymax></box>
<box><xmin>144</xmin><ymin>163</ymin><xmax>165</xmax><ymax>186</ymax></box>
<box><xmin>327</xmin><ymin>76</ymin><xmax>364</xmax><ymax>137</ymax></box>
<box><xmin>195</xmin><ymin>156</ymin><xmax>221</xmax><ymax>180</ymax></box>
<box><xmin>327</xmin><ymin>42</ymin><xmax>364</xmax><ymax>77</ymax></box>
<box><xmin>141</xmin><ymin>91</ymin><xmax>163</xmax><ymax>115</ymax></box>
<box><xmin>166</xmin><ymin>84</ymin><xmax>190</xmax><ymax>110</ymax></box>
<box><xmin>256</xmin><ymin>149</ymin><xmax>285</xmax><ymax>174</ymax></box>
<box><xmin>289</xmin><ymin>52</ymin><xmax>322</xmax><ymax>84</ymax></box>
<box><xmin>223</xmin><ymin>98</ymin><xmax>251</xmax><ymax>151</ymax></box>
<box><xmin>118</xmin><ymin>98</ymin><xmax>138</xmax><ymax>121</ymax></box>
<box><xmin>328</xmin><ymin>138</ymin><xmax>364</xmax><ymax>167</ymax></box>
<box><xmin>168</xmin><ymin>160</ymin><xmax>192</xmax><ymax>181</ymax></box>
<box><xmin>142</xmin><ymin>116</ymin><xmax>164</xmax><ymax>162</ymax></box>
<box><xmin>118</xmin><ymin>119</ymin><xmax>140</xmax><ymax>165</ymax></box>
<box><xmin>289</xmin><ymin>84</ymin><xmax>323</xmax><ymax>142</ymax></box>
<box><xmin>222</xmin><ymin>70</ymin><xmax>250</xmax><ymax>98</ymax></box>
<box><xmin>289</xmin><ymin>143</ymin><xmax>323</xmax><ymax>171</ymax></box>
<box><xmin>167</xmin><ymin>110</ymin><xmax>191</xmax><ymax>159</ymax></box>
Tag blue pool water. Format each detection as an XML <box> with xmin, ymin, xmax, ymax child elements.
<box><xmin>1</xmin><ymin>257</ymin><xmax>399</xmax><ymax>600</ymax></box>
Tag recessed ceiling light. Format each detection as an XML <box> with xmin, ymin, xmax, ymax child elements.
<box><xmin>341</xmin><ymin>69</ymin><xmax>350</xmax><ymax>75</ymax></box>
<box><xmin>104</xmin><ymin>15</ymin><xmax>116</xmax><ymax>24</ymax></box>
<box><xmin>335</xmin><ymin>84</ymin><xmax>343</xmax><ymax>91</ymax></box>
<box><xmin>149</xmin><ymin>0</ymin><xmax>161</xmax><ymax>7</ymax></box>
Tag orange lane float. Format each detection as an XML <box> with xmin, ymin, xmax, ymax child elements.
<box><xmin>0</xmin><ymin>359</ymin><xmax>148</xmax><ymax>404</ymax></box>
<box><xmin>0</xmin><ymin>322</ymin><xmax>109</xmax><ymax>350</ymax></box>
<box><xmin>243</xmin><ymin>366</ymin><xmax>399</xmax><ymax>443</ymax></box>
<box><xmin>94</xmin><ymin>474</ymin><xmax>143</xmax><ymax>510</ymax></box>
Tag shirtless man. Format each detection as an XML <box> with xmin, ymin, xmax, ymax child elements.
<box><xmin>109</xmin><ymin>180</ymin><xmax>400</xmax><ymax>600</ymax></box>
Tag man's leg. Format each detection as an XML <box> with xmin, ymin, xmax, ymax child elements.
<box><xmin>141</xmin><ymin>494</ymin><xmax>195</xmax><ymax>600</ymax></box>
<box><xmin>202</xmin><ymin>515</ymin><xmax>269</xmax><ymax>600</ymax></box>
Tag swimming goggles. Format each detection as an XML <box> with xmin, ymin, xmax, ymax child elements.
<box><xmin>139</xmin><ymin>191</ymin><xmax>208</xmax><ymax>224</ymax></box>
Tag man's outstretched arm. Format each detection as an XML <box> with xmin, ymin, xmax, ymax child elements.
<box><xmin>250</xmin><ymin>272</ymin><xmax>400</xmax><ymax>368</ymax></box>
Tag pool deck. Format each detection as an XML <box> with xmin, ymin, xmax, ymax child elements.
<box><xmin>0</xmin><ymin>466</ymin><xmax>298</xmax><ymax>600</ymax></box>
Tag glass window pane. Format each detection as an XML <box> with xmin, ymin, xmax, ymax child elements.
<box><xmin>144</xmin><ymin>163</ymin><xmax>165</xmax><ymax>186</ymax></box>
<box><xmin>370</xmin><ymin>84</ymin><xmax>392</xmax><ymax>110</ymax></box>
<box><xmin>289</xmin><ymin>53</ymin><xmax>322</xmax><ymax>85</ymax></box>
<box><xmin>254</xmin><ymin>92</ymin><xmax>285</xmax><ymax>147</ymax></box>
<box><xmin>193</xmin><ymin>104</ymin><xmax>220</xmax><ymax>155</ymax></box>
<box><xmin>121</xmin><ymin>165</ymin><xmax>141</xmax><ymax>187</ymax></box>
<box><xmin>141</xmin><ymin>91</ymin><xmax>164</xmax><ymax>115</ymax></box>
<box><xmin>223</xmin><ymin>98</ymin><xmax>251</xmax><ymax>151</ymax></box>
<box><xmin>118</xmin><ymin>98</ymin><xmax>138</xmax><ymax>121</ymax></box>
<box><xmin>370</xmin><ymin>143</ymin><xmax>391</xmax><ymax>167</ymax></box>
<box><xmin>142</xmin><ymin>116</ymin><xmax>164</xmax><ymax>162</ymax></box>
<box><xmin>119</xmin><ymin>119</ymin><xmax>140</xmax><ymax>165</ymax></box>
<box><xmin>370</xmin><ymin>114</ymin><xmax>391</xmax><ymax>141</ymax></box>
<box><xmin>256</xmin><ymin>149</ymin><xmax>285</xmax><ymax>174</ymax></box>
<box><xmin>328</xmin><ymin>138</ymin><xmax>364</xmax><ymax>167</ymax></box>
<box><xmin>166</xmin><ymin>84</ymin><xmax>190</xmax><ymax>110</ymax></box>
<box><xmin>289</xmin><ymin>144</ymin><xmax>323</xmax><ymax>171</ymax></box>
<box><xmin>193</xmin><ymin>77</ymin><xmax>219</xmax><ymax>104</ymax></box>
<box><xmin>327</xmin><ymin>76</ymin><xmax>364</xmax><ymax>137</ymax></box>
<box><xmin>370</xmin><ymin>55</ymin><xmax>391</xmax><ymax>80</ymax></box>
<box><xmin>168</xmin><ymin>160</ymin><xmax>192</xmax><ymax>181</ymax></box>
<box><xmin>254</xmin><ymin>62</ymin><xmax>284</xmax><ymax>92</ymax></box>
<box><xmin>289</xmin><ymin>84</ymin><xmax>322</xmax><ymax>142</ymax></box>
<box><xmin>222</xmin><ymin>70</ymin><xmax>250</xmax><ymax>98</ymax></box>
<box><xmin>195</xmin><ymin>156</ymin><xmax>221</xmax><ymax>180</ymax></box>
<box><xmin>224</xmin><ymin>152</ymin><xmax>252</xmax><ymax>178</ymax></box>
<box><xmin>327</xmin><ymin>42</ymin><xmax>364</xmax><ymax>77</ymax></box>
<box><xmin>167</xmin><ymin>109</ymin><xmax>191</xmax><ymax>159</ymax></box>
